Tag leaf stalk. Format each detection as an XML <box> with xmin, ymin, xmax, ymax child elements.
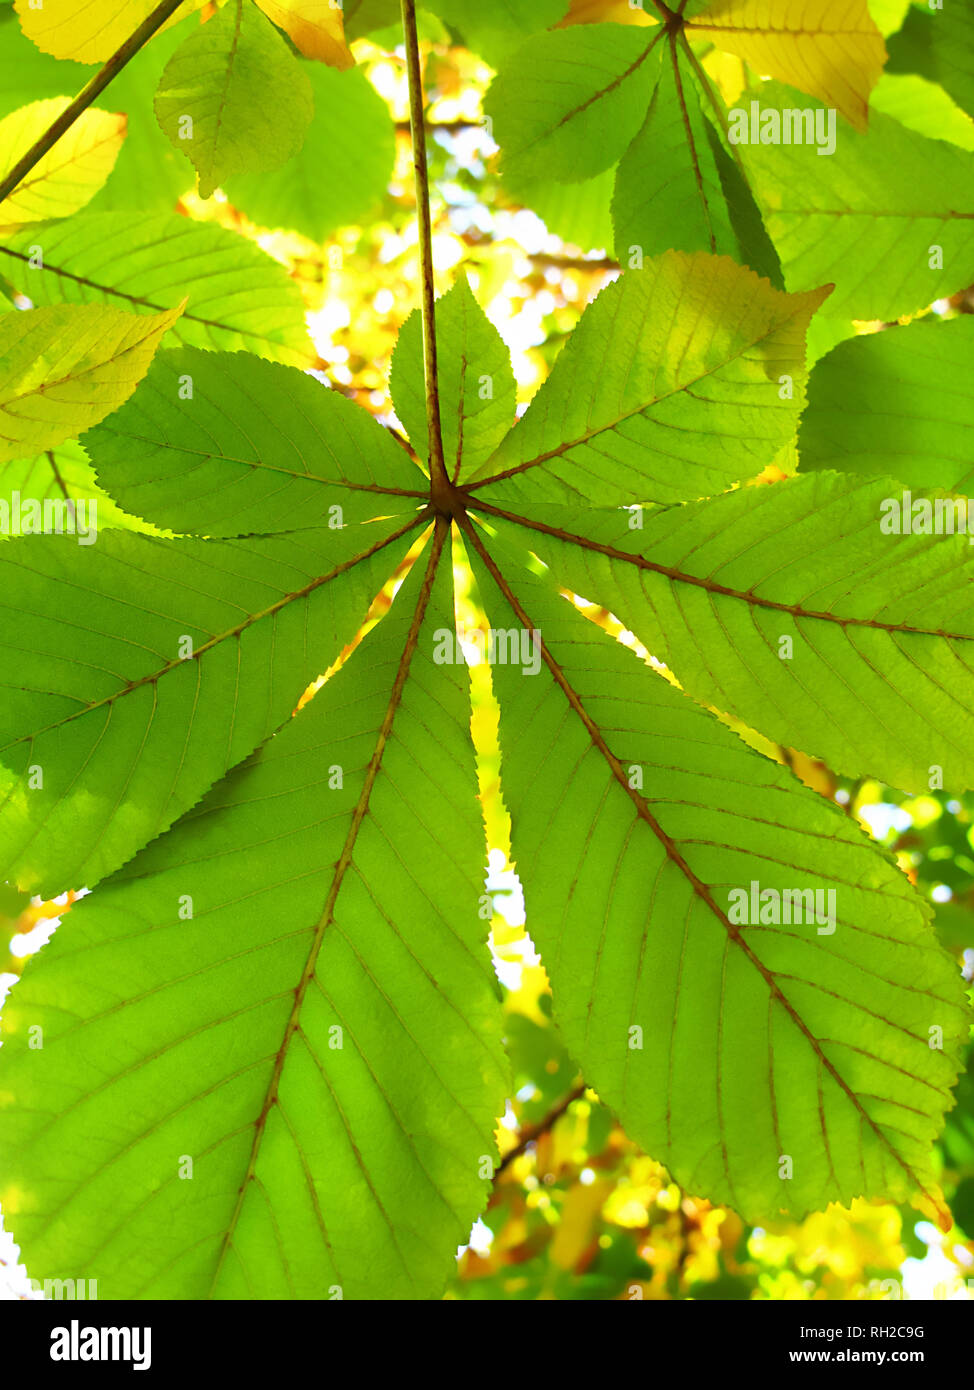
<box><xmin>400</xmin><ymin>0</ymin><xmax>451</xmax><ymax>513</ymax></box>
<box><xmin>0</xmin><ymin>0</ymin><xmax>187</xmax><ymax>209</ymax></box>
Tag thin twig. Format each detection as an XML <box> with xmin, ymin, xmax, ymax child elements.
<box><xmin>401</xmin><ymin>0</ymin><xmax>449</xmax><ymax>502</ymax></box>
<box><xmin>0</xmin><ymin>0</ymin><xmax>187</xmax><ymax>208</ymax></box>
<box><xmin>394</xmin><ymin>118</ymin><xmax>482</xmax><ymax>134</ymax></box>
<box><xmin>494</xmin><ymin>1082</ymin><xmax>587</xmax><ymax>1178</ymax></box>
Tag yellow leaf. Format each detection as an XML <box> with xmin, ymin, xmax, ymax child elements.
<box><xmin>0</xmin><ymin>99</ymin><xmax>126</xmax><ymax>233</ymax></box>
<box><xmin>254</xmin><ymin>0</ymin><xmax>354</xmax><ymax>69</ymax></box>
<box><xmin>0</xmin><ymin>300</ymin><xmax>184</xmax><ymax>462</ymax></box>
<box><xmin>559</xmin><ymin>0</ymin><xmax>657</xmax><ymax>26</ymax></box>
<box><xmin>699</xmin><ymin>48</ymin><xmax>749</xmax><ymax>107</ymax></box>
<box><xmin>911</xmin><ymin>1181</ymin><xmax>952</xmax><ymax>1234</ymax></box>
<box><xmin>550</xmin><ymin>1180</ymin><xmax>610</xmax><ymax>1271</ymax></box>
<box><xmin>13</xmin><ymin>0</ymin><xmax>200</xmax><ymax>64</ymax></box>
<box><xmin>687</xmin><ymin>0</ymin><xmax>886</xmax><ymax>130</ymax></box>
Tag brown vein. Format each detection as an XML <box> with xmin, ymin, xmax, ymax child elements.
<box><xmin>457</xmin><ymin>510</ymin><xmax>947</xmax><ymax>1215</ymax></box>
<box><xmin>208</xmin><ymin>517</ymin><xmax>449</xmax><ymax>1296</ymax></box>
<box><xmin>0</xmin><ymin>513</ymin><xmax>424</xmax><ymax>753</ymax></box>
<box><xmin>466</xmin><ymin>498</ymin><xmax>974</xmax><ymax>642</ymax></box>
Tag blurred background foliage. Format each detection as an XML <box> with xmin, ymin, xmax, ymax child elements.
<box><xmin>1</xmin><ymin>0</ymin><xmax>972</xmax><ymax>1300</ymax></box>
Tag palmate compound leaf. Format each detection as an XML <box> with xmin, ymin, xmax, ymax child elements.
<box><xmin>389</xmin><ymin>278</ymin><xmax>517</xmax><ymax>485</ymax></box>
<box><xmin>0</xmin><ymin>213</ymin><xmax>315</xmax><ymax>368</ymax></box>
<box><xmin>799</xmin><ymin>316</ymin><xmax>974</xmax><ymax>493</ymax></box>
<box><xmin>468</xmin><ymin>471</ymin><xmax>974</xmax><ymax>794</ymax></box>
<box><xmin>0</xmin><ymin>520</ymin><xmax>510</xmax><ymax>1298</ymax></box>
<box><xmin>0</xmin><ymin>98</ymin><xmax>126</xmax><ymax>233</ymax></box>
<box><xmin>154</xmin><ymin>0</ymin><xmax>314</xmax><ymax>200</ymax></box>
<box><xmin>610</xmin><ymin>41</ymin><xmax>743</xmax><ymax>262</ymax></box>
<box><xmin>460</xmin><ymin>515</ymin><xmax>969</xmax><ymax>1226</ymax></box>
<box><xmin>464</xmin><ymin>251</ymin><xmax>829</xmax><ymax>507</ymax></box>
<box><xmin>0</xmin><ymin>300</ymin><xmax>183</xmax><ymax>463</ymax></box>
<box><xmin>485</xmin><ymin>5</ymin><xmax>881</xmax><ymax>272</ymax></box>
<box><xmin>1</xmin><ymin>249</ymin><xmax>970</xmax><ymax>1297</ymax></box>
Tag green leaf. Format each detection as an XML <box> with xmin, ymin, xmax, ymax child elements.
<box><xmin>84</xmin><ymin>348</ymin><xmax>426</xmax><ymax>536</ymax></box>
<box><xmin>941</xmin><ymin>1044</ymin><xmax>974</xmax><ymax>1170</ymax></box>
<box><xmin>0</xmin><ymin>440</ymin><xmax>162</xmax><ymax>539</ymax></box>
<box><xmin>501</xmin><ymin>163</ymin><xmax>616</xmax><ymax>255</ymax></box>
<box><xmin>466</xmin><ymin>252</ymin><xmax>828</xmax><ymax>507</ymax></box>
<box><xmin>154</xmin><ymin>0</ymin><xmax>314</xmax><ymax>199</ymax></box>
<box><xmin>0</xmin><ymin>524</ymin><xmax>508</xmax><ymax>1298</ymax></box>
<box><xmin>868</xmin><ymin>0</ymin><xmax>910</xmax><ymax>37</ymax></box>
<box><xmin>886</xmin><ymin>2</ymin><xmax>974</xmax><ymax>124</ymax></box>
<box><xmin>870</xmin><ymin>73</ymin><xmax>974</xmax><ymax>152</ymax></box>
<box><xmin>426</xmin><ymin>0</ymin><xmax>569</xmax><ymax>66</ymax></box>
<box><xmin>224</xmin><ymin>62</ymin><xmax>394</xmax><ymax>241</ymax></box>
<box><xmin>343</xmin><ymin>0</ymin><xmax>401</xmax><ymax>41</ymax></box>
<box><xmin>0</xmin><ymin>514</ymin><xmax>420</xmax><ymax>894</ymax></box>
<box><xmin>484</xmin><ymin>24</ymin><xmax>662</xmax><ymax>186</ymax></box>
<box><xmin>473</xmin><ymin>471</ymin><xmax>974</xmax><ymax>793</ymax></box>
<box><xmin>0</xmin><ymin>212</ymin><xmax>315</xmax><ymax>366</ymax></box>
<box><xmin>390</xmin><ymin>278</ymin><xmax>517</xmax><ymax>483</ymax></box>
<box><xmin>613</xmin><ymin>45</ymin><xmax>743</xmax><ymax>262</ymax></box>
<box><xmin>704</xmin><ymin>121</ymin><xmax>785</xmax><ymax>289</ymax></box>
<box><xmin>1</xmin><ymin>243</ymin><xmax>971</xmax><ymax>1299</ymax></box>
<box><xmin>462</xmin><ymin>521</ymin><xmax>968</xmax><ymax>1226</ymax></box>
<box><xmin>0</xmin><ymin>301</ymin><xmax>182</xmax><ymax>463</ymax></box>
<box><xmin>799</xmin><ymin>317</ymin><xmax>974</xmax><ymax>492</ymax></box>
<box><xmin>740</xmin><ymin>85</ymin><xmax>974</xmax><ymax>320</ymax></box>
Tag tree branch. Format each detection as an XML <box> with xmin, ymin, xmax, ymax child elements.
<box><xmin>494</xmin><ymin>1081</ymin><xmax>587</xmax><ymax>1178</ymax></box>
<box><xmin>0</xmin><ymin>0</ymin><xmax>187</xmax><ymax>208</ymax></box>
<box><xmin>394</xmin><ymin>118</ymin><xmax>483</xmax><ymax>135</ymax></box>
<box><xmin>401</xmin><ymin>0</ymin><xmax>449</xmax><ymax>505</ymax></box>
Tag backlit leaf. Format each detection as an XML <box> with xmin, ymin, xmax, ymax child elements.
<box><xmin>0</xmin><ymin>212</ymin><xmax>315</xmax><ymax>366</ymax></box>
<box><xmin>84</xmin><ymin>347</ymin><xmax>426</xmax><ymax>534</ymax></box>
<box><xmin>467</xmin><ymin>252</ymin><xmax>828</xmax><ymax>506</ymax></box>
<box><xmin>390</xmin><ymin>277</ymin><xmax>517</xmax><ymax>483</ymax></box>
<box><xmin>739</xmin><ymin>86</ymin><xmax>974</xmax><ymax>320</ymax></box>
<box><xmin>0</xmin><ymin>98</ymin><xmax>125</xmax><ymax>232</ymax></box>
<box><xmin>0</xmin><ymin>528</ymin><xmax>508</xmax><ymax>1297</ymax></box>
<box><xmin>255</xmin><ymin>0</ymin><xmax>354</xmax><ymax>68</ymax></box>
<box><xmin>686</xmin><ymin>0</ymin><xmax>886</xmax><ymax>129</ymax></box>
<box><xmin>463</xmin><ymin>522</ymin><xmax>967</xmax><ymax>1226</ymax></box>
<box><xmin>0</xmin><ymin>300</ymin><xmax>182</xmax><ymax>464</ymax></box>
<box><xmin>154</xmin><ymin>0</ymin><xmax>314</xmax><ymax>199</ymax></box>
<box><xmin>13</xmin><ymin>0</ymin><xmax>200</xmax><ymax>63</ymax></box>
<box><xmin>800</xmin><ymin>316</ymin><xmax>974</xmax><ymax>493</ymax></box>
<box><xmin>484</xmin><ymin>24</ymin><xmax>662</xmax><ymax>185</ymax></box>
